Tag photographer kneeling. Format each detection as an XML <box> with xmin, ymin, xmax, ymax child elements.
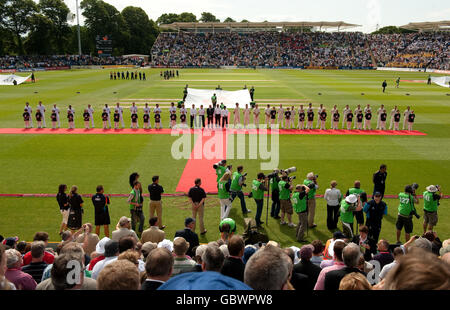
<box><xmin>396</xmin><ymin>185</ymin><xmax>419</xmax><ymax>244</ymax></box>
<box><xmin>423</xmin><ymin>185</ymin><xmax>443</xmax><ymax>234</ymax></box>
<box><xmin>230</xmin><ymin>166</ymin><xmax>251</xmax><ymax>215</ymax></box>
<box><xmin>251</xmin><ymin>173</ymin><xmax>269</xmax><ymax>227</ymax></box>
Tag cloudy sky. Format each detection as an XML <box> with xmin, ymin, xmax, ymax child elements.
<box><xmin>63</xmin><ymin>0</ymin><xmax>449</xmax><ymax>33</ymax></box>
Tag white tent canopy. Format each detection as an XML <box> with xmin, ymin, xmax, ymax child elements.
<box><xmin>185</xmin><ymin>88</ymin><xmax>251</xmax><ymax>109</ymax></box>
<box><xmin>0</xmin><ymin>74</ymin><xmax>31</xmax><ymax>86</ymax></box>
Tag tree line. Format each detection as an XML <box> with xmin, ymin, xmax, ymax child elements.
<box><xmin>0</xmin><ymin>0</ymin><xmax>416</xmax><ymax>56</ymax></box>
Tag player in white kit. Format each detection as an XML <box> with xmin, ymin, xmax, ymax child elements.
<box><xmin>290</xmin><ymin>106</ymin><xmax>296</xmax><ymax>128</ymax></box>
<box><xmin>264</xmin><ymin>105</ymin><xmax>271</xmax><ymax>127</ymax></box>
<box><xmin>277</xmin><ymin>104</ymin><xmax>284</xmax><ymax>128</ymax></box>
<box><xmin>233</xmin><ymin>103</ymin><xmax>241</xmax><ymax>127</ymax></box>
<box><xmin>130</xmin><ymin>102</ymin><xmax>139</xmax><ymax>128</ymax></box>
<box><xmin>37</xmin><ymin>101</ymin><xmax>46</xmax><ymax>128</ymax></box>
<box><xmin>190</xmin><ymin>104</ymin><xmax>197</xmax><ymax>128</ymax></box>
<box><xmin>104</xmin><ymin>104</ymin><xmax>112</xmax><ymax>128</ymax></box>
<box><xmin>25</xmin><ymin>102</ymin><xmax>33</xmax><ymax>128</ymax></box>
<box><xmin>169</xmin><ymin>102</ymin><xmax>177</xmax><ymax>128</ymax></box>
<box><xmin>87</xmin><ymin>104</ymin><xmax>94</xmax><ymax>128</ymax></box>
<box><xmin>253</xmin><ymin>104</ymin><xmax>260</xmax><ymax>128</ymax></box>
<box><xmin>243</xmin><ymin>104</ymin><xmax>250</xmax><ymax>128</ymax></box>
<box><xmin>342</xmin><ymin>105</ymin><xmax>350</xmax><ymax>129</ymax></box>
<box><xmin>198</xmin><ymin>105</ymin><xmax>205</xmax><ymax>128</ymax></box>
<box><xmin>316</xmin><ymin>104</ymin><xmax>324</xmax><ymax>129</ymax></box>
<box><xmin>116</xmin><ymin>102</ymin><xmax>125</xmax><ymax>128</ymax></box>
<box><xmin>376</xmin><ymin>104</ymin><xmax>384</xmax><ymax>129</ymax></box>
<box><xmin>52</xmin><ymin>104</ymin><xmax>60</xmax><ymax>128</ymax></box>
<box><xmin>143</xmin><ymin>103</ymin><xmax>151</xmax><ymax>129</ymax></box>
<box><xmin>389</xmin><ymin>106</ymin><xmax>398</xmax><ymax>130</ymax></box>
<box><xmin>154</xmin><ymin>104</ymin><xmax>162</xmax><ymax>129</ymax></box>
<box><xmin>403</xmin><ymin>106</ymin><xmax>411</xmax><ymax>130</ymax></box>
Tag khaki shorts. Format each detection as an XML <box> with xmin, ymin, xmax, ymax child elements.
<box><xmin>424</xmin><ymin>210</ymin><xmax>438</xmax><ymax>226</ymax></box>
<box><xmin>280</xmin><ymin>199</ymin><xmax>293</xmax><ymax>215</ymax></box>
<box><xmin>60</xmin><ymin>209</ymin><xmax>69</xmax><ymax>224</ymax></box>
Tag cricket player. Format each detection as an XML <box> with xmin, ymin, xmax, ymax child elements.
<box><xmin>190</xmin><ymin>104</ymin><xmax>197</xmax><ymax>128</ymax></box>
<box><xmin>354</xmin><ymin>105</ymin><xmax>362</xmax><ymax>129</ymax></box>
<box><xmin>306</xmin><ymin>108</ymin><xmax>314</xmax><ymax>130</ymax></box>
<box><xmin>346</xmin><ymin>109</ymin><xmax>353</xmax><ymax>130</ymax></box>
<box><xmin>50</xmin><ymin>110</ymin><xmax>58</xmax><ymax>129</ymax></box>
<box><xmin>290</xmin><ymin>106</ymin><xmax>296</xmax><ymax>128</ymax></box>
<box><xmin>113</xmin><ymin>109</ymin><xmax>120</xmax><ymax>129</ymax></box>
<box><xmin>316</xmin><ymin>104</ymin><xmax>324</xmax><ymax>129</ymax></box>
<box><xmin>364</xmin><ymin>108</ymin><xmax>372</xmax><ymax>130</ymax></box>
<box><xmin>342</xmin><ymin>104</ymin><xmax>350</xmax><ymax>129</ymax></box>
<box><xmin>389</xmin><ymin>106</ymin><xmax>398</xmax><ymax>130</ymax></box>
<box><xmin>356</xmin><ymin>109</ymin><xmax>363</xmax><ymax>130</ymax></box>
<box><xmin>376</xmin><ymin>104</ymin><xmax>384</xmax><ymax>129</ymax></box>
<box><xmin>379</xmin><ymin>109</ymin><xmax>387</xmax><ymax>130</ymax></box>
<box><xmin>270</xmin><ymin>106</ymin><xmax>277</xmax><ymax>128</ymax></box>
<box><xmin>243</xmin><ymin>104</ymin><xmax>250</xmax><ymax>128</ymax></box>
<box><xmin>154</xmin><ymin>104</ymin><xmax>162</xmax><ymax>129</ymax></box>
<box><xmin>87</xmin><ymin>104</ymin><xmax>94</xmax><ymax>128</ymax></box>
<box><xmin>214</xmin><ymin>104</ymin><xmax>222</xmax><ymax>128</ymax></box>
<box><xmin>83</xmin><ymin>109</ymin><xmax>90</xmax><ymax>129</ymax></box>
<box><xmin>143</xmin><ymin>103</ymin><xmax>151</xmax><ymax>129</ymax></box>
<box><xmin>198</xmin><ymin>105</ymin><xmax>205</xmax><ymax>128</ymax></box>
<box><xmin>403</xmin><ymin>106</ymin><xmax>411</xmax><ymax>130</ymax></box>
<box><xmin>319</xmin><ymin>108</ymin><xmax>327</xmax><ymax>130</ymax></box>
<box><xmin>393</xmin><ymin>110</ymin><xmax>401</xmax><ymax>130</ymax></box>
<box><xmin>233</xmin><ymin>103</ymin><xmax>240</xmax><ymax>127</ymax></box>
<box><xmin>130</xmin><ymin>102</ymin><xmax>139</xmax><ymax>128</ymax></box>
<box><xmin>253</xmin><ymin>104</ymin><xmax>260</xmax><ymax>128</ymax></box>
<box><xmin>25</xmin><ymin>102</ymin><xmax>33</xmax><ymax>128</ymax></box>
<box><xmin>264</xmin><ymin>104</ymin><xmax>271</xmax><ymax>127</ymax></box>
<box><xmin>52</xmin><ymin>104</ymin><xmax>60</xmax><ymax>128</ymax></box>
<box><xmin>330</xmin><ymin>105</ymin><xmax>338</xmax><ymax>128</ymax></box>
<box><xmin>277</xmin><ymin>104</ymin><xmax>284</xmax><ymax>127</ymax></box>
<box><xmin>104</xmin><ymin>104</ymin><xmax>111</xmax><ymax>129</ymax></box>
<box><xmin>35</xmin><ymin>110</ymin><xmax>43</xmax><ymax>128</ymax></box>
<box><xmin>37</xmin><ymin>101</ymin><xmax>46</xmax><ymax>128</ymax></box>
<box><xmin>116</xmin><ymin>102</ymin><xmax>125</xmax><ymax>128</ymax></box>
<box><xmin>332</xmin><ymin>109</ymin><xmax>340</xmax><ymax>130</ymax></box>
<box><xmin>298</xmin><ymin>105</ymin><xmax>305</xmax><ymax>130</ymax></box>
<box><xmin>169</xmin><ymin>110</ymin><xmax>176</xmax><ymax>129</ymax></box>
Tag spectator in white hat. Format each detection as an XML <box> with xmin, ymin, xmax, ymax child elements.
<box><xmin>422</xmin><ymin>185</ymin><xmax>443</xmax><ymax>234</ymax></box>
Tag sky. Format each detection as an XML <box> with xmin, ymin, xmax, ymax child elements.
<box><xmin>63</xmin><ymin>0</ymin><xmax>450</xmax><ymax>33</ymax></box>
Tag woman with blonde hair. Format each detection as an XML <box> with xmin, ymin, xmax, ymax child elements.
<box><xmin>67</xmin><ymin>185</ymin><xmax>84</xmax><ymax>233</ymax></box>
<box><xmin>339</xmin><ymin>272</ymin><xmax>372</xmax><ymax>290</ymax></box>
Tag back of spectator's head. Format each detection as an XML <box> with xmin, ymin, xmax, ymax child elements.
<box><xmin>16</xmin><ymin>241</ymin><xmax>28</xmax><ymax>255</ymax></box>
<box><xmin>30</xmin><ymin>241</ymin><xmax>45</xmax><ymax>259</ymax></box>
<box><xmin>377</xmin><ymin>239</ymin><xmax>390</xmax><ymax>252</ymax></box>
<box><xmin>118</xmin><ymin>216</ymin><xmax>131</xmax><ymax>228</ymax></box>
<box><xmin>33</xmin><ymin>232</ymin><xmax>49</xmax><ymax>243</ymax></box>
<box><xmin>152</xmin><ymin>175</ymin><xmax>159</xmax><ymax>182</ymax></box>
<box><xmin>393</xmin><ymin>247</ymin><xmax>404</xmax><ymax>259</ymax></box>
<box><xmin>244</xmin><ymin>245</ymin><xmax>292</xmax><ymax>290</ymax></box>
<box><xmin>5</xmin><ymin>249</ymin><xmax>21</xmax><ymax>269</ymax></box>
<box><xmin>422</xmin><ymin>231</ymin><xmax>436</xmax><ymax>242</ymax></box>
<box><xmin>219</xmin><ymin>244</ymin><xmax>229</xmax><ymax>258</ymax></box>
<box><xmin>228</xmin><ymin>235</ymin><xmax>245</xmax><ymax>257</ymax></box>
<box><xmin>359</xmin><ymin>225</ymin><xmax>369</xmax><ymax>235</ymax></box>
<box><xmin>119</xmin><ymin>236</ymin><xmax>137</xmax><ymax>253</ymax></box>
<box><xmin>343</xmin><ymin>243</ymin><xmax>361</xmax><ymax>268</ymax></box>
<box><xmin>413</xmin><ymin>237</ymin><xmax>432</xmax><ymax>253</ymax></box>
<box><xmin>384</xmin><ymin>248</ymin><xmax>450</xmax><ymax>290</ymax></box>
<box><xmin>243</xmin><ymin>246</ymin><xmax>257</xmax><ymax>264</ymax></box>
<box><xmin>97</xmin><ymin>259</ymin><xmax>140</xmax><ymax>290</ymax></box>
<box><xmin>311</xmin><ymin>240</ymin><xmax>324</xmax><ymax>255</ymax></box>
<box><xmin>2</xmin><ymin>237</ymin><xmax>18</xmax><ymax>249</ymax></box>
<box><xmin>141</xmin><ymin>242</ymin><xmax>157</xmax><ymax>261</ymax></box>
<box><xmin>149</xmin><ymin>217</ymin><xmax>158</xmax><ymax>227</ymax></box>
<box><xmin>145</xmin><ymin>247</ymin><xmax>174</xmax><ymax>278</ymax></box>
<box><xmin>51</xmin><ymin>253</ymin><xmax>84</xmax><ymax>290</ymax></box>
<box><xmin>299</xmin><ymin>244</ymin><xmax>314</xmax><ymax>261</ymax></box>
<box><xmin>202</xmin><ymin>244</ymin><xmax>225</xmax><ymax>272</ymax></box>
<box><xmin>194</xmin><ymin>244</ymin><xmax>208</xmax><ymax>264</ymax></box>
<box><xmin>118</xmin><ymin>250</ymin><xmax>140</xmax><ymax>267</ymax></box>
<box><xmin>442</xmin><ymin>252</ymin><xmax>450</xmax><ymax>266</ymax></box>
<box><xmin>61</xmin><ymin>231</ymin><xmax>72</xmax><ymax>242</ymax></box>
<box><xmin>339</xmin><ymin>272</ymin><xmax>372</xmax><ymax>290</ymax></box>
<box><xmin>104</xmin><ymin>240</ymin><xmax>119</xmax><ymax>258</ymax></box>
<box><xmin>283</xmin><ymin>248</ymin><xmax>295</xmax><ymax>264</ymax></box>
<box><xmin>173</xmin><ymin>237</ymin><xmax>189</xmax><ymax>256</ymax></box>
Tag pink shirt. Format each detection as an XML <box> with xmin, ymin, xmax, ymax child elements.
<box><xmin>5</xmin><ymin>268</ymin><xmax>37</xmax><ymax>290</ymax></box>
<box><xmin>314</xmin><ymin>261</ymin><xmax>346</xmax><ymax>290</ymax></box>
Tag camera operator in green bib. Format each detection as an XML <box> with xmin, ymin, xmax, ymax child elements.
<box><xmin>340</xmin><ymin>194</ymin><xmax>362</xmax><ymax>238</ymax></box>
<box><xmin>251</xmin><ymin>173</ymin><xmax>268</xmax><ymax>227</ymax></box>
<box><xmin>292</xmin><ymin>184</ymin><xmax>310</xmax><ymax>242</ymax></box>
<box><xmin>218</xmin><ymin>172</ymin><xmax>233</xmax><ymax>220</ymax></box>
<box><xmin>303</xmin><ymin>172</ymin><xmax>319</xmax><ymax>228</ymax></box>
<box><xmin>422</xmin><ymin>185</ymin><xmax>443</xmax><ymax>234</ymax></box>
<box><xmin>279</xmin><ymin>175</ymin><xmax>296</xmax><ymax>228</ymax></box>
<box><xmin>230</xmin><ymin>166</ymin><xmax>251</xmax><ymax>215</ymax></box>
<box><xmin>396</xmin><ymin>185</ymin><xmax>419</xmax><ymax>243</ymax></box>
<box><xmin>345</xmin><ymin>180</ymin><xmax>367</xmax><ymax>229</ymax></box>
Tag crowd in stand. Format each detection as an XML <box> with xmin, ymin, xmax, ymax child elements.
<box><xmin>0</xmin><ymin>55</ymin><xmax>145</xmax><ymax>70</ymax></box>
<box><xmin>1</xmin><ymin>219</ymin><xmax>449</xmax><ymax>291</ymax></box>
<box><xmin>150</xmin><ymin>31</ymin><xmax>449</xmax><ymax>70</ymax></box>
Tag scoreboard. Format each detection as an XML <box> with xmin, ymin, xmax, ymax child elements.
<box><xmin>96</xmin><ymin>35</ymin><xmax>113</xmax><ymax>56</ymax></box>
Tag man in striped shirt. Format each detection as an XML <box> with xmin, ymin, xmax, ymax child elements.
<box><xmin>172</xmin><ymin>237</ymin><xmax>197</xmax><ymax>277</ymax></box>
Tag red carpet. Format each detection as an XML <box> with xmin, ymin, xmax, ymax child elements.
<box><xmin>175</xmin><ymin>130</ymin><xmax>227</xmax><ymax>193</ymax></box>
<box><xmin>0</xmin><ymin>128</ymin><xmax>427</xmax><ymax>136</ymax></box>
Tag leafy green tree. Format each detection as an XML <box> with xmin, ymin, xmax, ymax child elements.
<box><xmin>372</xmin><ymin>26</ymin><xmax>415</xmax><ymax>34</ymax></box>
<box><xmin>200</xmin><ymin>12</ymin><xmax>220</xmax><ymax>22</ymax></box>
<box><xmin>156</xmin><ymin>13</ymin><xmax>180</xmax><ymax>25</ymax></box>
<box><xmin>121</xmin><ymin>6</ymin><xmax>159</xmax><ymax>54</ymax></box>
<box><xmin>38</xmin><ymin>0</ymin><xmax>72</xmax><ymax>54</ymax></box>
<box><xmin>223</xmin><ymin>17</ymin><xmax>236</xmax><ymax>23</ymax></box>
<box><xmin>240</xmin><ymin>19</ymin><xmax>250</xmax><ymax>23</ymax></box>
<box><xmin>178</xmin><ymin>12</ymin><xmax>197</xmax><ymax>22</ymax></box>
<box><xmin>24</xmin><ymin>14</ymin><xmax>54</xmax><ymax>54</ymax></box>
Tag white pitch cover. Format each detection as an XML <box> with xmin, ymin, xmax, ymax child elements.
<box><xmin>0</xmin><ymin>74</ymin><xmax>31</xmax><ymax>86</ymax></box>
<box><xmin>185</xmin><ymin>88</ymin><xmax>252</xmax><ymax>109</ymax></box>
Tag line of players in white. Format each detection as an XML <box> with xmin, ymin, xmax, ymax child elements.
<box><xmin>22</xmin><ymin>101</ymin><xmax>416</xmax><ymax>131</ymax></box>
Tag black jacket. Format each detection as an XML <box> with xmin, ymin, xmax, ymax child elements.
<box><xmin>141</xmin><ymin>280</ymin><xmax>164</xmax><ymax>290</ymax></box>
<box><xmin>324</xmin><ymin>267</ymin><xmax>365</xmax><ymax>291</ymax></box>
<box><xmin>174</xmin><ymin>228</ymin><xmax>199</xmax><ymax>258</ymax></box>
<box><xmin>221</xmin><ymin>257</ymin><xmax>245</xmax><ymax>282</ymax></box>
<box><xmin>293</xmin><ymin>260</ymin><xmax>321</xmax><ymax>291</ymax></box>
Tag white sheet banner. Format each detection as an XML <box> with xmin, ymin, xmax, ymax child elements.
<box><xmin>185</xmin><ymin>88</ymin><xmax>252</xmax><ymax>109</ymax></box>
<box><xmin>0</xmin><ymin>74</ymin><xmax>31</xmax><ymax>86</ymax></box>
<box><xmin>431</xmin><ymin>76</ymin><xmax>450</xmax><ymax>88</ymax></box>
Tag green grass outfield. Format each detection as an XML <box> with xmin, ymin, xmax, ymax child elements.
<box><xmin>0</xmin><ymin>68</ymin><xmax>449</xmax><ymax>247</ymax></box>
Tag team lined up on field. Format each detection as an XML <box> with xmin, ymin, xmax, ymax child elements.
<box><xmin>21</xmin><ymin>101</ymin><xmax>416</xmax><ymax>131</ymax></box>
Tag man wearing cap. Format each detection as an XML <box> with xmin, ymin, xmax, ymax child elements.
<box><xmin>111</xmin><ymin>216</ymin><xmax>138</xmax><ymax>242</ymax></box>
<box><xmin>363</xmin><ymin>192</ymin><xmax>387</xmax><ymax>244</ymax></box>
<box><xmin>292</xmin><ymin>184</ymin><xmax>310</xmax><ymax>242</ymax></box>
<box><xmin>340</xmin><ymin>194</ymin><xmax>362</xmax><ymax>238</ymax></box>
<box><xmin>423</xmin><ymin>185</ymin><xmax>443</xmax><ymax>234</ymax></box>
<box><xmin>396</xmin><ymin>185</ymin><xmax>419</xmax><ymax>243</ymax></box>
<box><xmin>175</xmin><ymin>218</ymin><xmax>199</xmax><ymax>258</ymax></box>
<box><xmin>372</xmin><ymin>164</ymin><xmax>387</xmax><ymax>199</ymax></box>
<box><xmin>304</xmin><ymin>172</ymin><xmax>319</xmax><ymax>228</ymax></box>
<box><xmin>172</xmin><ymin>237</ymin><xmax>197</xmax><ymax>277</ymax></box>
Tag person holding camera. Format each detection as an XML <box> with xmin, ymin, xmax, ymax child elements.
<box><xmin>218</xmin><ymin>172</ymin><xmax>233</xmax><ymax>220</ymax></box>
<box><xmin>128</xmin><ymin>181</ymin><xmax>145</xmax><ymax>238</ymax></box>
<box><xmin>396</xmin><ymin>185</ymin><xmax>419</xmax><ymax>243</ymax></box>
<box><xmin>251</xmin><ymin>173</ymin><xmax>268</xmax><ymax>227</ymax></box>
<box><xmin>345</xmin><ymin>181</ymin><xmax>367</xmax><ymax>230</ymax></box>
<box><xmin>279</xmin><ymin>175</ymin><xmax>295</xmax><ymax>228</ymax></box>
<box><xmin>372</xmin><ymin>164</ymin><xmax>387</xmax><ymax>199</ymax></box>
<box><xmin>269</xmin><ymin>169</ymin><xmax>281</xmax><ymax>219</ymax></box>
<box><xmin>230</xmin><ymin>166</ymin><xmax>251</xmax><ymax>215</ymax></box>
<box><xmin>423</xmin><ymin>185</ymin><xmax>443</xmax><ymax>234</ymax></box>
<box><xmin>339</xmin><ymin>194</ymin><xmax>362</xmax><ymax>238</ymax></box>
<box><xmin>304</xmin><ymin>172</ymin><xmax>319</xmax><ymax>228</ymax></box>
<box><xmin>292</xmin><ymin>184</ymin><xmax>310</xmax><ymax>242</ymax></box>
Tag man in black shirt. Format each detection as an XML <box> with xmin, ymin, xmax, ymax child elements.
<box><xmin>148</xmin><ymin>176</ymin><xmax>165</xmax><ymax>229</ymax></box>
<box><xmin>188</xmin><ymin>178</ymin><xmax>207</xmax><ymax>234</ymax></box>
<box><xmin>92</xmin><ymin>185</ymin><xmax>111</xmax><ymax>237</ymax></box>
<box><xmin>372</xmin><ymin>164</ymin><xmax>387</xmax><ymax>198</ymax></box>
<box><xmin>363</xmin><ymin>192</ymin><xmax>387</xmax><ymax>244</ymax></box>
<box><xmin>249</xmin><ymin>86</ymin><xmax>255</xmax><ymax>101</ymax></box>
<box><xmin>382</xmin><ymin>80</ymin><xmax>387</xmax><ymax>93</ymax></box>
<box><xmin>207</xmin><ymin>105</ymin><xmax>214</xmax><ymax>129</ymax></box>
